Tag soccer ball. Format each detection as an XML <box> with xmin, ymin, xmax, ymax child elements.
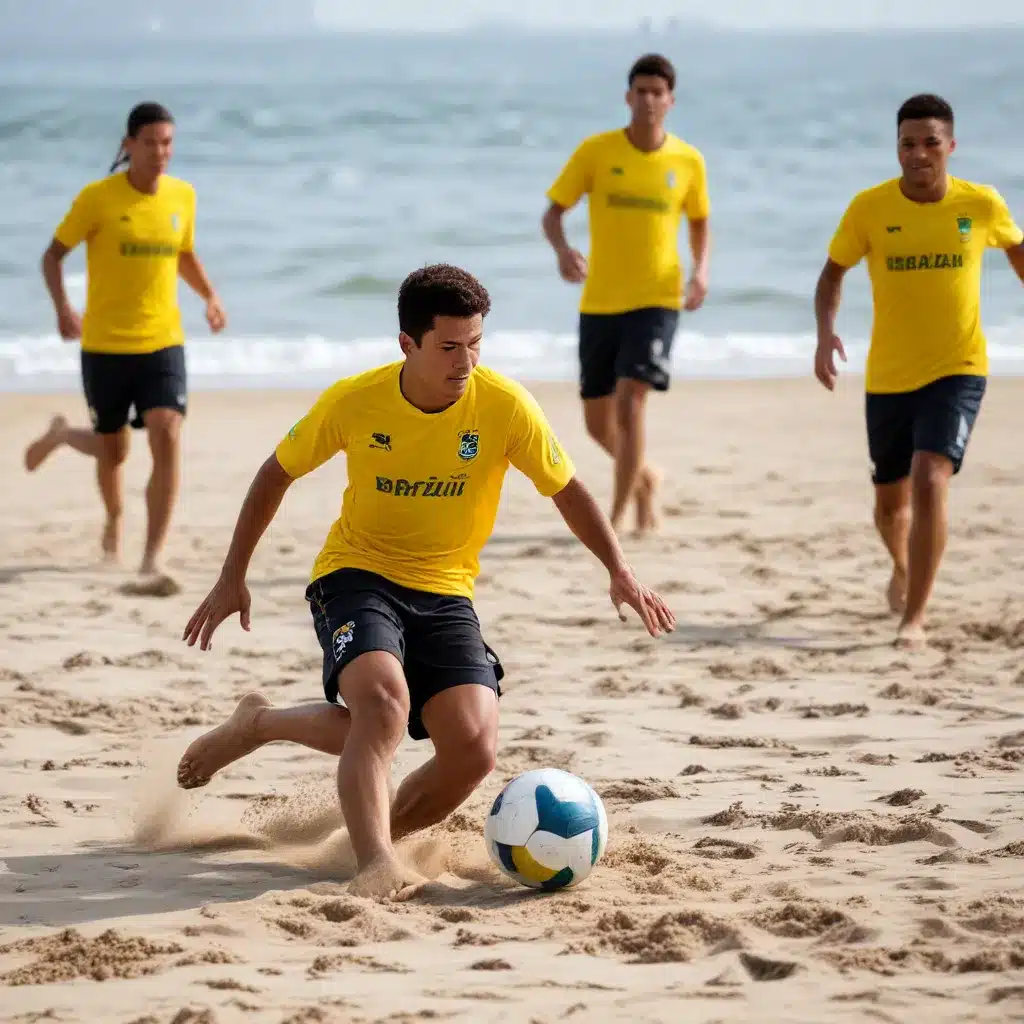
<box><xmin>484</xmin><ymin>768</ymin><xmax>608</xmax><ymax>891</ymax></box>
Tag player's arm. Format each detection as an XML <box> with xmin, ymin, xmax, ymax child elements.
<box><xmin>815</xmin><ymin>197</ymin><xmax>867</xmax><ymax>391</ymax></box>
<box><xmin>542</xmin><ymin>141</ymin><xmax>591</xmax><ymax>284</ymax></box>
<box><xmin>550</xmin><ymin>477</ymin><xmax>674</xmax><ymax>638</ymax></box>
<box><xmin>1007</xmin><ymin>242</ymin><xmax>1024</xmax><ymax>283</ymax></box>
<box><xmin>183</xmin><ymin>387</ymin><xmax>348</xmax><ymax>650</ymax></box>
<box><xmin>682</xmin><ymin>152</ymin><xmax>711</xmax><ymax>311</ymax></box>
<box><xmin>814</xmin><ymin>258</ymin><xmax>851</xmax><ymax>390</ymax></box>
<box><xmin>177</xmin><ymin>195</ymin><xmax>227</xmax><ymax>333</ymax></box>
<box><xmin>44</xmin><ymin>185</ymin><xmax>100</xmax><ymax>341</ymax></box>
<box><xmin>41</xmin><ymin>239</ymin><xmax>81</xmax><ymax>341</ymax></box>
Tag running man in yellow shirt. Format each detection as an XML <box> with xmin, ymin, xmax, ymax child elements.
<box><xmin>24</xmin><ymin>102</ymin><xmax>226</xmax><ymax>589</ymax></box>
<box><xmin>542</xmin><ymin>54</ymin><xmax>711</xmax><ymax>535</ymax></box>
<box><xmin>815</xmin><ymin>94</ymin><xmax>1024</xmax><ymax>648</ymax></box>
<box><xmin>176</xmin><ymin>265</ymin><xmax>675</xmax><ymax>899</ymax></box>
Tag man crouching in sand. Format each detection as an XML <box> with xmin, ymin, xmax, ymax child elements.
<box><xmin>177</xmin><ymin>264</ymin><xmax>675</xmax><ymax>899</ymax></box>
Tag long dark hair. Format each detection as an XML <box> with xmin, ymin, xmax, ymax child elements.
<box><xmin>109</xmin><ymin>102</ymin><xmax>175</xmax><ymax>173</ymax></box>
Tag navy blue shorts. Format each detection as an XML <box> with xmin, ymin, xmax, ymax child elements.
<box><xmin>865</xmin><ymin>374</ymin><xmax>986</xmax><ymax>485</ymax></box>
<box><xmin>81</xmin><ymin>345</ymin><xmax>187</xmax><ymax>434</ymax></box>
<box><xmin>578</xmin><ymin>306</ymin><xmax>679</xmax><ymax>400</ymax></box>
<box><xmin>306</xmin><ymin>568</ymin><xmax>503</xmax><ymax>741</ymax></box>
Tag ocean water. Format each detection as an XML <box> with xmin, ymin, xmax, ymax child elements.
<box><xmin>1</xmin><ymin>28</ymin><xmax>1023</xmax><ymax>391</ymax></box>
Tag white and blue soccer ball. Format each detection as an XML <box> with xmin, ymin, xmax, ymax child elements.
<box><xmin>484</xmin><ymin>768</ymin><xmax>608</xmax><ymax>891</ymax></box>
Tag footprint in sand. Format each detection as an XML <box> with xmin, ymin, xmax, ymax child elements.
<box><xmin>119</xmin><ymin>574</ymin><xmax>183</xmax><ymax>598</ymax></box>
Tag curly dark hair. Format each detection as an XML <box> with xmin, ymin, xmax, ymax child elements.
<box><xmin>398</xmin><ymin>264</ymin><xmax>492</xmax><ymax>345</ymax></box>
<box><xmin>897</xmin><ymin>93</ymin><xmax>954</xmax><ymax>129</ymax></box>
<box><xmin>628</xmin><ymin>53</ymin><xmax>676</xmax><ymax>91</ymax></box>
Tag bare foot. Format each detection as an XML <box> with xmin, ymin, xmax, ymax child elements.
<box><xmin>177</xmin><ymin>692</ymin><xmax>272</xmax><ymax>789</ymax></box>
<box><xmin>24</xmin><ymin>415</ymin><xmax>68</xmax><ymax>472</ymax></box>
<box><xmin>348</xmin><ymin>855</ymin><xmax>426</xmax><ymax>900</ymax></box>
<box><xmin>895</xmin><ymin>619</ymin><xmax>927</xmax><ymax>651</ymax></box>
<box><xmin>634</xmin><ymin>465</ymin><xmax>664</xmax><ymax>536</ymax></box>
<box><xmin>886</xmin><ymin>568</ymin><xmax>907</xmax><ymax>614</ymax></box>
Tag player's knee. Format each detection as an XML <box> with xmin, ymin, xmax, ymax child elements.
<box><xmin>100</xmin><ymin>431</ymin><xmax>130</xmax><ymax>468</ymax></box>
<box><xmin>342</xmin><ymin>657</ymin><xmax>410</xmax><ymax>742</ymax></box>
<box><xmin>910</xmin><ymin>455</ymin><xmax>951</xmax><ymax>506</ymax></box>
<box><xmin>450</xmin><ymin>729</ymin><xmax>497</xmax><ymax>785</ymax></box>
<box><xmin>145</xmin><ymin>411</ymin><xmax>182</xmax><ymax>454</ymax></box>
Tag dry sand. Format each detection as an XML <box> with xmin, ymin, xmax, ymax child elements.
<box><xmin>1</xmin><ymin>376</ymin><xmax>1023</xmax><ymax>1024</ymax></box>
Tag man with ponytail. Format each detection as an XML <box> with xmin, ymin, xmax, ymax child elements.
<box><xmin>25</xmin><ymin>103</ymin><xmax>226</xmax><ymax>591</ymax></box>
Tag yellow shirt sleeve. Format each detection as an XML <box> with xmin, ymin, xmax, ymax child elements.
<box><xmin>53</xmin><ymin>184</ymin><xmax>99</xmax><ymax>250</ymax></box>
<box><xmin>274</xmin><ymin>382</ymin><xmax>349</xmax><ymax>479</ymax></box>
<box><xmin>181</xmin><ymin>188</ymin><xmax>196</xmax><ymax>253</ymax></box>
<box><xmin>985</xmin><ymin>188</ymin><xmax>1024</xmax><ymax>248</ymax></box>
<box><xmin>827</xmin><ymin>196</ymin><xmax>869</xmax><ymax>267</ymax></box>
<box><xmin>546</xmin><ymin>139</ymin><xmax>593</xmax><ymax>210</ymax></box>
<box><xmin>683</xmin><ymin>150</ymin><xmax>711</xmax><ymax>219</ymax></box>
<box><xmin>505</xmin><ymin>385</ymin><xmax>576</xmax><ymax>497</ymax></box>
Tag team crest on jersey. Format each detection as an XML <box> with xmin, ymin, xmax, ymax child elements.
<box><xmin>332</xmin><ymin>621</ymin><xmax>356</xmax><ymax>662</ymax></box>
<box><xmin>457</xmin><ymin>429</ymin><xmax>480</xmax><ymax>461</ymax></box>
<box><xmin>957</xmin><ymin>216</ymin><xmax>972</xmax><ymax>242</ymax></box>
<box><xmin>666</xmin><ymin>170</ymin><xmax>677</xmax><ymax>188</ymax></box>
<box><xmin>171</xmin><ymin>213</ymin><xmax>180</xmax><ymax>231</ymax></box>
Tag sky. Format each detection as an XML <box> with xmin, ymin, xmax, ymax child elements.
<box><xmin>314</xmin><ymin>0</ymin><xmax>1023</xmax><ymax>31</ymax></box>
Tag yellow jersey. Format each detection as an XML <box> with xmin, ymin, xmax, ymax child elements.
<box><xmin>275</xmin><ymin>362</ymin><xmax>576</xmax><ymax>599</ymax></box>
<box><xmin>547</xmin><ymin>129</ymin><xmax>710</xmax><ymax>315</ymax></box>
<box><xmin>54</xmin><ymin>172</ymin><xmax>197</xmax><ymax>355</ymax></box>
<box><xmin>828</xmin><ymin>176</ymin><xmax>1023</xmax><ymax>393</ymax></box>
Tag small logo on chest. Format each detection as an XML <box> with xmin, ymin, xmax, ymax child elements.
<box><xmin>370</xmin><ymin>432</ymin><xmax>392</xmax><ymax>451</ymax></box>
<box><xmin>957</xmin><ymin>216</ymin><xmax>972</xmax><ymax>243</ymax></box>
<box><xmin>457</xmin><ymin>429</ymin><xmax>480</xmax><ymax>462</ymax></box>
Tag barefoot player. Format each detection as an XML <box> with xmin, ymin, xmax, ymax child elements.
<box><xmin>815</xmin><ymin>94</ymin><xmax>1024</xmax><ymax>647</ymax></box>
<box><xmin>24</xmin><ymin>102</ymin><xmax>226</xmax><ymax>588</ymax></box>
<box><xmin>542</xmin><ymin>53</ymin><xmax>711</xmax><ymax>535</ymax></box>
<box><xmin>178</xmin><ymin>264</ymin><xmax>675</xmax><ymax>899</ymax></box>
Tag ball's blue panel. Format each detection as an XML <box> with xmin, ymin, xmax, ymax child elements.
<box><xmin>534</xmin><ymin>784</ymin><xmax>600</xmax><ymax>839</ymax></box>
<box><xmin>540</xmin><ymin>867</ymin><xmax>575</xmax><ymax>891</ymax></box>
<box><xmin>591</xmin><ymin>824</ymin><xmax>600</xmax><ymax>865</ymax></box>
<box><xmin>489</xmin><ymin>791</ymin><xmax>504</xmax><ymax>816</ymax></box>
<box><xmin>494</xmin><ymin>841</ymin><xmax>519</xmax><ymax>876</ymax></box>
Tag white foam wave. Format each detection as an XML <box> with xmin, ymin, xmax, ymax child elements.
<box><xmin>1</xmin><ymin>325</ymin><xmax>1022</xmax><ymax>392</ymax></box>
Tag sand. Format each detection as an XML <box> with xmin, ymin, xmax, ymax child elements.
<box><xmin>1</xmin><ymin>375</ymin><xmax>1023</xmax><ymax>1024</ymax></box>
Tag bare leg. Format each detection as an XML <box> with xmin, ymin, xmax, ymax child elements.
<box><xmin>390</xmin><ymin>684</ymin><xmax>498</xmax><ymax>841</ymax></box>
<box><xmin>609</xmin><ymin>379</ymin><xmax>650</xmax><ymax>532</ymax></box>
<box><xmin>898</xmin><ymin>452</ymin><xmax>954</xmax><ymax>647</ymax></box>
<box><xmin>25</xmin><ymin>415</ymin><xmax>105</xmax><ymax>470</ymax></box>
<box><xmin>583</xmin><ymin>395</ymin><xmax>659</xmax><ymax>535</ymax></box>
<box><xmin>139</xmin><ymin>408</ymin><xmax>182</xmax><ymax>577</ymax></box>
<box><xmin>177</xmin><ymin>693</ymin><xmax>348</xmax><ymax>788</ymax></box>
<box><xmin>873</xmin><ymin>478</ymin><xmax>912</xmax><ymax>614</ymax></box>
<box><xmin>96</xmin><ymin>430</ymin><xmax>130</xmax><ymax>562</ymax></box>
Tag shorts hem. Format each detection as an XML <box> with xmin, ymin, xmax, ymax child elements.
<box><xmin>324</xmin><ymin>643</ymin><xmax>404</xmax><ymax>703</ymax></box>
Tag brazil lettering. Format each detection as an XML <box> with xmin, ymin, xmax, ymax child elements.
<box><xmin>120</xmin><ymin>242</ymin><xmax>177</xmax><ymax>258</ymax></box>
<box><xmin>376</xmin><ymin>475</ymin><xmax>467</xmax><ymax>498</ymax></box>
<box><xmin>886</xmin><ymin>253</ymin><xmax>964</xmax><ymax>272</ymax></box>
<box><xmin>606</xmin><ymin>193</ymin><xmax>670</xmax><ymax>213</ymax></box>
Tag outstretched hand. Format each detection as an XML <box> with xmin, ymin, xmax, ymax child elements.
<box><xmin>183</xmin><ymin>574</ymin><xmax>251</xmax><ymax>651</ymax></box>
<box><xmin>609</xmin><ymin>566</ymin><xmax>676</xmax><ymax>638</ymax></box>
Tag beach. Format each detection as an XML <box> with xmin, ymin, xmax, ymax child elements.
<box><xmin>2</xmin><ymin>376</ymin><xmax>1023</xmax><ymax>1022</ymax></box>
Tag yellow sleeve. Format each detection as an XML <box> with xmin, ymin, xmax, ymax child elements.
<box><xmin>986</xmin><ymin>188</ymin><xmax>1023</xmax><ymax>249</ymax></box>
<box><xmin>505</xmin><ymin>385</ymin><xmax>576</xmax><ymax>497</ymax></box>
<box><xmin>546</xmin><ymin>139</ymin><xmax>593</xmax><ymax>210</ymax></box>
<box><xmin>827</xmin><ymin>196</ymin><xmax>869</xmax><ymax>268</ymax></box>
<box><xmin>683</xmin><ymin>150</ymin><xmax>710</xmax><ymax>219</ymax></box>
<box><xmin>53</xmin><ymin>184</ymin><xmax>99</xmax><ymax>250</ymax></box>
<box><xmin>181</xmin><ymin>188</ymin><xmax>196</xmax><ymax>253</ymax></box>
<box><xmin>274</xmin><ymin>382</ymin><xmax>349</xmax><ymax>479</ymax></box>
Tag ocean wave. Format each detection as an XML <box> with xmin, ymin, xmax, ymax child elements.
<box><xmin>2</xmin><ymin>326</ymin><xmax>1022</xmax><ymax>392</ymax></box>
